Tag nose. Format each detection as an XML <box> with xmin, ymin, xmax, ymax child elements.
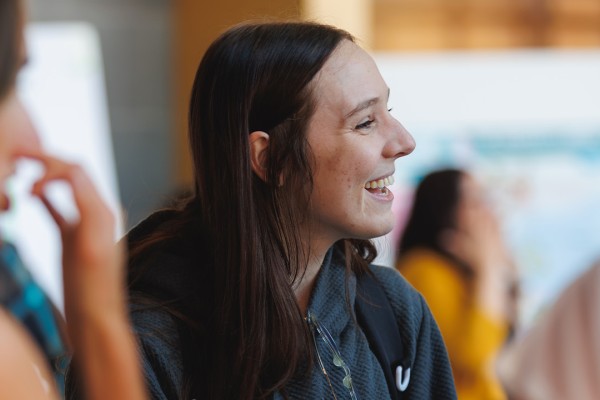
<box><xmin>383</xmin><ymin>116</ymin><xmax>415</xmax><ymax>159</ymax></box>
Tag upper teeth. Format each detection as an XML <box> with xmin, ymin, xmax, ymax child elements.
<box><xmin>365</xmin><ymin>175</ymin><xmax>394</xmax><ymax>189</ymax></box>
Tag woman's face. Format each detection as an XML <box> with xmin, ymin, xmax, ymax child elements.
<box><xmin>0</xmin><ymin>27</ymin><xmax>42</xmax><ymax>211</ymax></box>
<box><xmin>303</xmin><ymin>40</ymin><xmax>415</xmax><ymax>246</ymax></box>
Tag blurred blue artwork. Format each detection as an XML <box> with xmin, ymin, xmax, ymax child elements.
<box><xmin>374</xmin><ymin>50</ymin><xmax>600</xmax><ymax>327</ymax></box>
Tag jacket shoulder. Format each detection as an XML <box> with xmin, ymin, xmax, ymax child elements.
<box><xmin>368</xmin><ymin>264</ymin><xmax>425</xmax><ymax>318</ymax></box>
<box><xmin>130</xmin><ymin>305</ymin><xmax>184</xmax><ymax>400</ymax></box>
<box><xmin>366</xmin><ymin>264</ymin><xmax>457</xmax><ymax>399</ymax></box>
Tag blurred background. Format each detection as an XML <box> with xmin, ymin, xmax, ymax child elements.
<box><xmin>3</xmin><ymin>0</ymin><xmax>600</xmax><ymax>325</ymax></box>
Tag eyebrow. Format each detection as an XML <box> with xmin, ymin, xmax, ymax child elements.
<box><xmin>344</xmin><ymin>88</ymin><xmax>391</xmax><ymax>119</ymax></box>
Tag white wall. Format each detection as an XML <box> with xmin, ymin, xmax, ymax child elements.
<box><xmin>27</xmin><ymin>0</ymin><xmax>176</xmax><ymax>228</ymax></box>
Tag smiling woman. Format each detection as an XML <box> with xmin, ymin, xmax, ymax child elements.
<box><xmin>111</xmin><ymin>21</ymin><xmax>457</xmax><ymax>400</ymax></box>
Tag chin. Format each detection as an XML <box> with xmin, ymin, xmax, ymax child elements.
<box><xmin>352</xmin><ymin>222</ymin><xmax>394</xmax><ymax>240</ymax></box>
<box><xmin>371</xmin><ymin>215</ymin><xmax>394</xmax><ymax>236</ymax></box>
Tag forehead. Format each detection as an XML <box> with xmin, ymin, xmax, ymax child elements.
<box><xmin>311</xmin><ymin>40</ymin><xmax>387</xmax><ymax>115</ymax></box>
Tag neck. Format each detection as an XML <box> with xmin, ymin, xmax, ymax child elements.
<box><xmin>293</xmin><ymin>254</ymin><xmax>324</xmax><ymax>315</ymax></box>
<box><xmin>293</xmin><ymin>236</ymin><xmax>334</xmax><ymax>315</ymax></box>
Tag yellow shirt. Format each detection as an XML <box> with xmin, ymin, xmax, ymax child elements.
<box><xmin>397</xmin><ymin>248</ymin><xmax>508</xmax><ymax>400</ymax></box>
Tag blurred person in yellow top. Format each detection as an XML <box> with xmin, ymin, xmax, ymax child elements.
<box><xmin>396</xmin><ymin>168</ymin><xmax>519</xmax><ymax>400</ymax></box>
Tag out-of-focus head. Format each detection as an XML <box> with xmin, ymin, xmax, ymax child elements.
<box><xmin>399</xmin><ymin>168</ymin><xmax>467</xmax><ymax>253</ymax></box>
<box><xmin>0</xmin><ymin>0</ymin><xmax>42</xmax><ymax>212</ymax></box>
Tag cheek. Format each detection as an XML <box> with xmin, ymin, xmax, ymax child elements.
<box><xmin>318</xmin><ymin>152</ymin><xmax>364</xmax><ymax>193</ymax></box>
<box><xmin>0</xmin><ymin>98</ymin><xmax>41</xmax><ymax>155</ymax></box>
<box><xmin>324</xmin><ymin>140</ymin><xmax>372</xmax><ymax>172</ymax></box>
<box><xmin>14</xmin><ymin>105</ymin><xmax>40</xmax><ymax>153</ymax></box>
<box><xmin>456</xmin><ymin>205</ymin><xmax>480</xmax><ymax>229</ymax></box>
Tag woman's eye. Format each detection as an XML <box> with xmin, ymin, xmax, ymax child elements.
<box><xmin>355</xmin><ymin>119</ymin><xmax>374</xmax><ymax>130</ymax></box>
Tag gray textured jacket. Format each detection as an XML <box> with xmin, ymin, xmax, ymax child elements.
<box><xmin>127</xmin><ymin>213</ymin><xmax>456</xmax><ymax>399</ymax></box>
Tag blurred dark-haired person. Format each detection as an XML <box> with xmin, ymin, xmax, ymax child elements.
<box><xmin>396</xmin><ymin>168</ymin><xmax>518</xmax><ymax>400</ymax></box>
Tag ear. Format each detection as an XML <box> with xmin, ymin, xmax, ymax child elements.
<box><xmin>249</xmin><ymin>131</ymin><xmax>270</xmax><ymax>182</ymax></box>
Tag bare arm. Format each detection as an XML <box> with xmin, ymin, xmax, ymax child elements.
<box><xmin>0</xmin><ymin>309</ymin><xmax>57</xmax><ymax>400</ymax></box>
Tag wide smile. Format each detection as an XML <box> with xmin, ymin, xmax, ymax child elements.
<box><xmin>364</xmin><ymin>174</ymin><xmax>395</xmax><ymax>201</ymax></box>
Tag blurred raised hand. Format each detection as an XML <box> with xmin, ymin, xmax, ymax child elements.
<box><xmin>23</xmin><ymin>150</ymin><xmax>146</xmax><ymax>400</ymax></box>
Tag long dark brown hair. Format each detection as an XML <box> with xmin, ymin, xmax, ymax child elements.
<box><xmin>0</xmin><ymin>0</ymin><xmax>21</xmax><ymax>101</ymax></box>
<box><xmin>127</xmin><ymin>22</ymin><xmax>377</xmax><ymax>399</ymax></box>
